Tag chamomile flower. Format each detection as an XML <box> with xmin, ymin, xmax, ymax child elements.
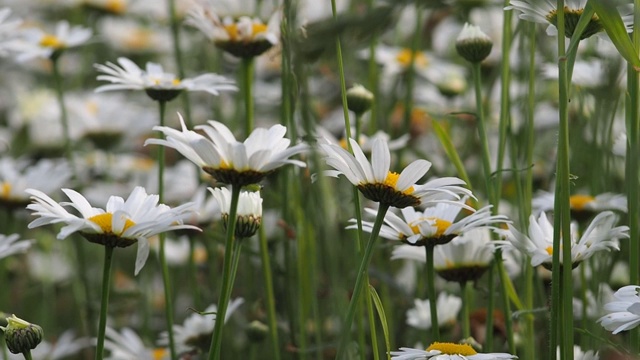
<box><xmin>407</xmin><ymin>293</ymin><xmax>462</xmax><ymax>330</ymax></box>
<box><xmin>532</xmin><ymin>191</ymin><xmax>627</xmax><ymax>221</ymax></box>
<box><xmin>210</xmin><ymin>186</ymin><xmax>262</xmax><ymax>238</ymax></box>
<box><xmin>598</xmin><ymin>285</ymin><xmax>640</xmax><ymax>334</ymax></box>
<box><xmin>25</xmin><ymin>186</ymin><xmax>199</xmax><ymax>274</ymax></box>
<box><xmin>390</xmin><ymin>342</ymin><xmax>517</xmax><ymax>359</ymax></box>
<box><xmin>0</xmin><ymin>234</ymin><xmax>31</xmax><ymax>260</ymax></box>
<box><xmin>498</xmin><ymin>211</ymin><xmax>627</xmax><ymax>269</ymax></box>
<box><xmin>320</xmin><ymin>137</ymin><xmax>472</xmax><ymax>208</ymax></box>
<box><xmin>0</xmin><ymin>157</ymin><xmax>71</xmax><ymax>209</ymax></box>
<box><xmin>103</xmin><ymin>327</ymin><xmax>168</xmax><ymax>360</ymax></box>
<box><xmin>145</xmin><ymin>113</ymin><xmax>307</xmax><ymax>186</ymax></box>
<box><xmin>94</xmin><ymin>57</ymin><xmax>237</xmax><ymax>102</ymax></box>
<box><xmin>186</xmin><ymin>0</ymin><xmax>280</xmax><ymax>58</ymax></box>
<box><xmin>14</xmin><ymin>20</ymin><xmax>92</xmax><ymax>61</ymax></box>
<box><xmin>506</xmin><ymin>0</ymin><xmax>633</xmax><ymax>39</ymax></box>
<box><xmin>158</xmin><ymin>298</ymin><xmax>244</xmax><ymax>354</ymax></box>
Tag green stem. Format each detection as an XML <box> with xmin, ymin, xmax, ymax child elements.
<box><xmin>471</xmin><ymin>62</ymin><xmax>494</xmax><ymax>202</ymax></box>
<box><xmin>336</xmin><ymin>203</ymin><xmax>390</xmax><ymax>359</ymax></box>
<box><xmin>425</xmin><ymin>245</ymin><xmax>440</xmax><ymax>341</ymax></box>
<box><xmin>259</xmin><ymin>226</ymin><xmax>281</xmax><ymax>360</ymax></box>
<box><xmin>402</xmin><ymin>2</ymin><xmax>422</xmax><ymax>138</ymax></box>
<box><xmin>209</xmin><ymin>185</ymin><xmax>241</xmax><ymax>360</ymax></box>
<box><xmin>156</xmin><ymin>100</ymin><xmax>177</xmax><ymax>360</ymax></box>
<box><xmin>95</xmin><ymin>246</ymin><xmax>114</xmax><ymax>360</ymax></box>
<box><xmin>167</xmin><ymin>0</ymin><xmax>192</xmax><ymax>128</ymax></box>
<box><xmin>461</xmin><ymin>281</ymin><xmax>470</xmax><ymax>340</ymax></box>
<box><xmin>22</xmin><ymin>350</ymin><xmax>32</xmax><ymax>360</ymax></box>
<box><xmin>242</xmin><ymin>58</ymin><xmax>255</xmax><ymax>136</ymax></box>
<box><xmin>331</xmin><ymin>0</ymin><xmax>353</xmax><ymax>145</ymax></box>
<box><xmin>51</xmin><ymin>57</ymin><xmax>77</xmax><ymax>180</ymax></box>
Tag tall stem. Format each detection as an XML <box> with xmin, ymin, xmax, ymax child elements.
<box><xmin>51</xmin><ymin>56</ymin><xmax>76</xmax><ymax>180</ymax></box>
<box><xmin>461</xmin><ymin>281</ymin><xmax>470</xmax><ymax>340</ymax></box>
<box><xmin>156</xmin><ymin>100</ymin><xmax>177</xmax><ymax>360</ymax></box>
<box><xmin>425</xmin><ymin>245</ymin><xmax>440</xmax><ymax>341</ymax></box>
<box><xmin>242</xmin><ymin>58</ymin><xmax>255</xmax><ymax>136</ymax></box>
<box><xmin>209</xmin><ymin>185</ymin><xmax>241</xmax><ymax>360</ymax></box>
<box><xmin>471</xmin><ymin>62</ymin><xmax>494</xmax><ymax>202</ymax></box>
<box><xmin>95</xmin><ymin>246</ymin><xmax>114</xmax><ymax>360</ymax></box>
<box><xmin>167</xmin><ymin>0</ymin><xmax>193</xmax><ymax>128</ymax></box>
<box><xmin>259</xmin><ymin>226</ymin><xmax>281</xmax><ymax>360</ymax></box>
<box><xmin>331</xmin><ymin>0</ymin><xmax>353</xmax><ymax>143</ymax></box>
<box><xmin>336</xmin><ymin>203</ymin><xmax>390</xmax><ymax>359</ymax></box>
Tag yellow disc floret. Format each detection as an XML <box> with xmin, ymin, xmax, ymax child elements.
<box><xmin>383</xmin><ymin>171</ymin><xmax>414</xmax><ymax>194</ymax></box>
<box><xmin>1</xmin><ymin>182</ymin><xmax>11</xmax><ymax>199</ymax></box>
<box><xmin>152</xmin><ymin>348</ymin><xmax>167</xmax><ymax>360</ymax></box>
<box><xmin>396</xmin><ymin>49</ymin><xmax>428</xmax><ymax>68</ymax></box>
<box><xmin>39</xmin><ymin>34</ymin><xmax>64</xmax><ymax>49</ymax></box>
<box><xmin>546</xmin><ymin>246</ymin><xmax>553</xmax><ymax>256</ymax></box>
<box><xmin>105</xmin><ymin>0</ymin><xmax>126</xmax><ymax>14</ymax></box>
<box><xmin>426</xmin><ymin>342</ymin><xmax>478</xmax><ymax>356</ymax></box>
<box><xmin>569</xmin><ymin>194</ymin><xmax>595</xmax><ymax>211</ymax></box>
<box><xmin>88</xmin><ymin>213</ymin><xmax>136</xmax><ymax>235</ymax></box>
<box><xmin>224</xmin><ymin>22</ymin><xmax>268</xmax><ymax>41</ymax></box>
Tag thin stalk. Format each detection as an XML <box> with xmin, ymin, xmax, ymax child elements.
<box><xmin>402</xmin><ymin>2</ymin><xmax>422</xmax><ymax>138</ymax></box>
<box><xmin>461</xmin><ymin>281</ymin><xmax>470</xmax><ymax>339</ymax></box>
<box><xmin>366</xmin><ymin>279</ymin><xmax>381</xmax><ymax>360</ymax></box>
<box><xmin>471</xmin><ymin>62</ymin><xmax>494</xmax><ymax>202</ymax></box>
<box><xmin>242</xmin><ymin>58</ymin><xmax>255</xmax><ymax>136</ymax></box>
<box><xmin>167</xmin><ymin>0</ymin><xmax>193</xmax><ymax>128</ymax></box>
<box><xmin>51</xmin><ymin>57</ymin><xmax>77</xmax><ymax>180</ymax></box>
<box><xmin>331</xmin><ymin>0</ymin><xmax>353</xmax><ymax>143</ymax></box>
<box><xmin>95</xmin><ymin>246</ymin><xmax>114</xmax><ymax>360</ymax></box>
<box><xmin>156</xmin><ymin>100</ymin><xmax>178</xmax><ymax>360</ymax></box>
<box><xmin>209</xmin><ymin>185</ymin><xmax>241</xmax><ymax>360</ymax></box>
<box><xmin>23</xmin><ymin>351</ymin><xmax>32</xmax><ymax>360</ymax></box>
<box><xmin>485</xmin><ymin>264</ymin><xmax>495</xmax><ymax>350</ymax></box>
<box><xmin>627</xmin><ymin>0</ymin><xmax>640</xmax><ymax>352</ymax></box>
<box><xmin>188</xmin><ymin>236</ymin><xmax>202</xmax><ymax>308</ymax></box>
<box><xmin>366</xmin><ymin>3</ymin><xmax>380</xmax><ymax>134</ymax></box>
<box><xmin>425</xmin><ymin>245</ymin><xmax>440</xmax><ymax>341</ymax></box>
<box><xmin>336</xmin><ymin>203</ymin><xmax>390</xmax><ymax>359</ymax></box>
<box><xmin>258</xmin><ymin>226</ymin><xmax>281</xmax><ymax>360</ymax></box>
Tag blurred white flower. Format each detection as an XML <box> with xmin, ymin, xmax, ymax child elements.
<box><xmin>13</xmin><ymin>20</ymin><xmax>92</xmax><ymax>61</ymax></box>
<box><xmin>406</xmin><ymin>292</ymin><xmax>462</xmax><ymax>330</ymax></box>
<box><xmin>598</xmin><ymin>285</ymin><xmax>640</xmax><ymax>334</ymax></box>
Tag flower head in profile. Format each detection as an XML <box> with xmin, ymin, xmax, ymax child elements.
<box><xmin>498</xmin><ymin>211</ymin><xmax>627</xmax><ymax>270</ymax></box>
<box><xmin>456</xmin><ymin>22</ymin><xmax>493</xmax><ymax>63</ymax></box>
<box><xmin>103</xmin><ymin>327</ymin><xmax>168</xmax><ymax>360</ymax></box>
<box><xmin>26</xmin><ymin>186</ymin><xmax>199</xmax><ymax>274</ymax></box>
<box><xmin>0</xmin><ymin>157</ymin><xmax>71</xmax><ymax>209</ymax></box>
<box><xmin>186</xmin><ymin>1</ymin><xmax>280</xmax><ymax>58</ymax></box>
<box><xmin>210</xmin><ymin>187</ymin><xmax>262</xmax><ymax>238</ymax></box>
<box><xmin>390</xmin><ymin>342</ymin><xmax>517</xmax><ymax>359</ymax></box>
<box><xmin>146</xmin><ymin>114</ymin><xmax>307</xmax><ymax>186</ymax></box>
<box><xmin>320</xmin><ymin>137</ymin><xmax>471</xmax><ymax>208</ymax></box>
<box><xmin>0</xmin><ymin>234</ymin><xmax>32</xmax><ymax>260</ymax></box>
<box><xmin>14</xmin><ymin>20</ymin><xmax>92</xmax><ymax>61</ymax></box>
<box><xmin>506</xmin><ymin>0</ymin><xmax>633</xmax><ymax>39</ymax></box>
<box><xmin>533</xmin><ymin>191</ymin><xmax>627</xmax><ymax>222</ymax></box>
<box><xmin>598</xmin><ymin>285</ymin><xmax>640</xmax><ymax>334</ymax></box>
<box><xmin>406</xmin><ymin>293</ymin><xmax>462</xmax><ymax>331</ymax></box>
<box><xmin>95</xmin><ymin>57</ymin><xmax>237</xmax><ymax>102</ymax></box>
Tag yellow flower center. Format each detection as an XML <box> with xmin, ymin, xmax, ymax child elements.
<box><xmin>39</xmin><ymin>34</ymin><xmax>64</xmax><ymax>49</ymax></box>
<box><xmin>426</xmin><ymin>342</ymin><xmax>478</xmax><ymax>355</ymax></box>
<box><xmin>152</xmin><ymin>78</ymin><xmax>181</xmax><ymax>86</ymax></box>
<box><xmin>124</xmin><ymin>29</ymin><xmax>152</xmax><ymax>50</ymax></box>
<box><xmin>1</xmin><ymin>182</ymin><xmax>11</xmax><ymax>199</ymax></box>
<box><xmin>396</xmin><ymin>49</ymin><xmax>428</xmax><ymax>68</ymax></box>
<box><xmin>105</xmin><ymin>0</ymin><xmax>126</xmax><ymax>14</ymax></box>
<box><xmin>409</xmin><ymin>217</ymin><xmax>452</xmax><ymax>237</ymax></box>
<box><xmin>152</xmin><ymin>348</ymin><xmax>167</xmax><ymax>360</ymax></box>
<box><xmin>224</xmin><ymin>23</ymin><xmax>268</xmax><ymax>41</ymax></box>
<box><xmin>569</xmin><ymin>194</ymin><xmax>594</xmax><ymax>211</ymax></box>
<box><xmin>383</xmin><ymin>171</ymin><xmax>414</xmax><ymax>194</ymax></box>
<box><xmin>546</xmin><ymin>246</ymin><xmax>553</xmax><ymax>255</ymax></box>
<box><xmin>88</xmin><ymin>213</ymin><xmax>136</xmax><ymax>234</ymax></box>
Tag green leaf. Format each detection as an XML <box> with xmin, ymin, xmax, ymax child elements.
<box><xmin>369</xmin><ymin>285</ymin><xmax>391</xmax><ymax>360</ymax></box>
<box><xmin>589</xmin><ymin>0</ymin><xmax>640</xmax><ymax>67</ymax></box>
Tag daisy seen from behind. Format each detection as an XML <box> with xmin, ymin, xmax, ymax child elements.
<box><xmin>498</xmin><ymin>211</ymin><xmax>628</xmax><ymax>270</ymax></box>
<box><xmin>391</xmin><ymin>342</ymin><xmax>517</xmax><ymax>359</ymax></box>
<box><xmin>25</xmin><ymin>186</ymin><xmax>199</xmax><ymax>275</ymax></box>
<box><xmin>320</xmin><ymin>137</ymin><xmax>472</xmax><ymax>209</ymax></box>
<box><xmin>94</xmin><ymin>57</ymin><xmax>237</xmax><ymax>102</ymax></box>
<box><xmin>598</xmin><ymin>285</ymin><xmax>640</xmax><ymax>334</ymax></box>
<box><xmin>146</xmin><ymin>114</ymin><xmax>307</xmax><ymax>187</ymax></box>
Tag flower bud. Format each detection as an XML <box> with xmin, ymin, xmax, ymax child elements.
<box><xmin>456</xmin><ymin>23</ymin><xmax>493</xmax><ymax>63</ymax></box>
<box><xmin>1</xmin><ymin>314</ymin><xmax>43</xmax><ymax>354</ymax></box>
<box><xmin>346</xmin><ymin>84</ymin><xmax>374</xmax><ymax>115</ymax></box>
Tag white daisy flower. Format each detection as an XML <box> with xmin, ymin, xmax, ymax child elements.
<box><xmin>158</xmin><ymin>298</ymin><xmax>244</xmax><ymax>354</ymax></box>
<box><xmin>532</xmin><ymin>190</ymin><xmax>627</xmax><ymax>215</ymax></box>
<box><xmin>351</xmin><ymin>201</ymin><xmax>506</xmax><ymax>246</ymax></box>
<box><xmin>0</xmin><ymin>234</ymin><xmax>32</xmax><ymax>260</ymax></box>
<box><xmin>598</xmin><ymin>285</ymin><xmax>640</xmax><ymax>334</ymax></box>
<box><xmin>391</xmin><ymin>342</ymin><xmax>517</xmax><ymax>359</ymax></box>
<box><xmin>498</xmin><ymin>211</ymin><xmax>628</xmax><ymax>269</ymax></box>
<box><xmin>319</xmin><ymin>137</ymin><xmax>472</xmax><ymax>208</ymax></box>
<box><xmin>13</xmin><ymin>20</ymin><xmax>92</xmax><ymax>61</ymax></box>
<box><xmin>0</xmin><ymin>157</ymin><xmax>71</xmax><ymax>208</ymax></box>
<box><xmin>103</xmin><ymin>327</ymin><xmax>168</xmax><ymax>360</ymax></box>
<box><xmin>407</xmin><ymin>292</ymin><xmax>462</xmax><ymax>330</ymax></box>
<box><xmin>210</xmin><ymin>186</ymin><xmax>262</xmax><ymax>237</ymax></box>
<box><xmin>314</xmin><ymin>125</ymin><xmax>410</xmax><ymax>153</ymax></box>
<box><xmin>97</xmin><ymin>17</ymin><xmax>172</xmax><ymax>54</ymax></box>
<box><xmin>506</xmin><ymin>0</ymin><xmax>633</xmax><ymax>39</ymax></box>
<box><xmin>0</xmin><ymin>8</ymin><xmax>22</xmax><ymax>57</ymax></box>
<box><xmin>94</xmin><ymin>57</ymin><xmax>237</xmax><ymax>101</ymax></box>
<box><xmin>25</xmin><ymin>186</ymin><xmax>200</xmax><ymax>275</ymax></box>
<box><xmin>145</xmin><ymin>113</ymin><xmax>307</xmax><ymax>186</ymax></box>
<box><xmin>186</xmin><ymin>0</ymin><xmax>280</xmax><ymax>58</ymax></box>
